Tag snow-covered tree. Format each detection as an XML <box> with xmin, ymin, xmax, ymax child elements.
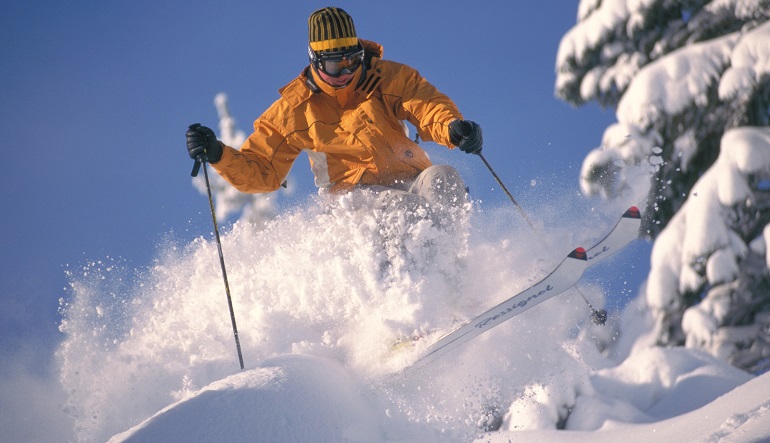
<box><xmin>556</xmin><ymin>0</ymin><xmax>770</xmax><ymax>371</ymax></box>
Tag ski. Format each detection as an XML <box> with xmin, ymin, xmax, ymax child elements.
<box><xmin>406</xmin><ymin>206</ymin><xmax>642</xmax><ymax>369</ymax></box>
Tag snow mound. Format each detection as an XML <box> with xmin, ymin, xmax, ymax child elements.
<box><xmin>108</xmin><ymin>354</ymin><xmax>440</xmax><ymax>443</ymax></box>
<box><xmin>485</xmin><ymin>369</ymin><xmax>770</xmax><ymax>442</ymax></box>
<box><xmin>106</xmin><ymin>350</ymin><xmax>770</xmax><ymax>443</ymax></box>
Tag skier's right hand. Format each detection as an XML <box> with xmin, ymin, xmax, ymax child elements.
<box><xmin>186</xmin><ymin>123</ymin><xmax>223</xmax><ymax>163</ymax></box>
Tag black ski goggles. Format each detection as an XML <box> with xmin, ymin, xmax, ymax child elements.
<box><xmin>309</xmin><ymin>45</ymin><xmax>365</xmax><ymax>77</ymax></box>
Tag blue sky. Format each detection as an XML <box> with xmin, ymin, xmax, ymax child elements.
<box><xmin>1</xmin><ymin>1</ymin><xmax>645</xmax><ymax>372</ymax></box>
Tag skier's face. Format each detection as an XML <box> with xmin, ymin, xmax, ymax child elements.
<box><xmin>309</xmin><ymin>45</ymin><xmax>364</xmax><ymax>88</ymax></box>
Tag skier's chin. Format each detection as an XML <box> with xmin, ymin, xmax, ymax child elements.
<box><xmin>319</xmin><ymin>72</ymin><xmax>355</xmax><ymax>88</ymax></box>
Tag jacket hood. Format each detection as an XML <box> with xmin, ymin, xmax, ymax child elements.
<box><xmin>359</xmin><ymin>39</ymin><xmax>383</xmax><ymax>59</ymax></box>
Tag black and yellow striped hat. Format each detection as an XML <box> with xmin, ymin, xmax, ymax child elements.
<box><xmin>308</xmin><ymin>7</ymin><xmax>358</xmax><ymax>53</ymax></box>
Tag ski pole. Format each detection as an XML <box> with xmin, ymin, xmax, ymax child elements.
<box><xmin>477</xmin><ymin>152</ymin><xmax>538</xmax><ymax>232</ymax></box>
<box><xmin>190</xmin><ymin>124</ymin><xmax>245</xmax><ymax>370</ymax></box>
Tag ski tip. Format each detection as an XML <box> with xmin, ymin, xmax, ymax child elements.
<box><xmin>623</xmin><ymin>206</ymin><xmax>641</xmax><ymax>219</ymax></box>
<box><xmin>569</xmin><ymin>247</ymin><xmax>587</xmax><ymax>260</ymax></box>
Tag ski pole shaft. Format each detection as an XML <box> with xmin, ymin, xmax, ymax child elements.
<box><xmin>189</xmin><ymin>124</ymin><xmax>244</xmax><ymax>370</ymax></box>
<box><xmin>477</xmin><ymin>152</ymin><xmax>538</xmax><ymax>232</ymax></box>
<box><xmin>201</xmin><ymin>160</ymin><xmax>245</xmax><ymax>370</ymax></box>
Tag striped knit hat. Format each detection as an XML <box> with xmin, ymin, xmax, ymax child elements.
<box><xmin>308</xmin><ymin>7</ymin><xmax>358</xmax><ymax>53</ymax></box>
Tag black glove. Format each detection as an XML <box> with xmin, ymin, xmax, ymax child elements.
<box><xmin>449</xmin><ymin>120</ymin><xmax>483</xmax><ymax>154</ymax></box>
<box><xmin>186</xmin><ymin>123</ymin><xmax>223</xmax><ymax>163</ymax></box>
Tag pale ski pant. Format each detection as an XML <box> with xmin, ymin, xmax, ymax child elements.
<box><xmin>407</xmin><ymin>165</ymin><xmax>468</xmax><ymax>208</ymax></box>
<box><xmin>369</xmin><ymin>164</ymin><xmax>469</xmax><ymax>214</ymax></box>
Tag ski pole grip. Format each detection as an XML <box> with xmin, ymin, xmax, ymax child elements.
<box><xmin>189</xmin><ymin>123</ymin><xmax>203</xmax><ymax>177</ymax></box>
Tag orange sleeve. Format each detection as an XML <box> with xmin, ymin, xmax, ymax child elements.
<box><xmin>394</xmin><ymin>64</ymin><xmax>463</xmax><ymax>148</ymax></box>
<box><xmin>212</xmin><ymin>117</ymin><xmax>301</xmax><ymax>193</ymax></box>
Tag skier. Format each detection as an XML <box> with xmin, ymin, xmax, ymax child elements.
<box><xmin>186</xmin><ymin>6</ymin><xmax>483</xmax><ymax>212</ymax></box>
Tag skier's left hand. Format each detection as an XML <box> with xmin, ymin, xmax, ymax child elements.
<box><xmin>449</xmin><ymin>120</ymin><xmax>483</xmax><ymax>154</ymax></box>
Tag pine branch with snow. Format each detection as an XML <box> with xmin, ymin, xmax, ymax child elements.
<box><xmin>558</xmin><ymin>1</ymin><xmax>770</xmax><ymax>372</ymax></box>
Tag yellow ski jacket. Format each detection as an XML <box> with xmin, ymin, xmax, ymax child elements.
<box><xmin>212</xmin><ymin>39</ymin><xmax>464</xmax><ymax>194</ymax></box>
